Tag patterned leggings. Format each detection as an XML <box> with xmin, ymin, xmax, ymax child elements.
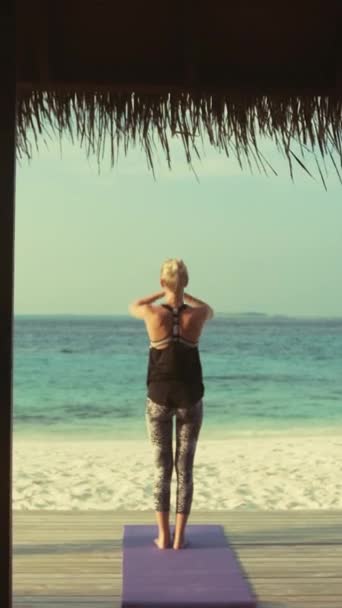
<box><xmin>145</xmin><ymin>397</ymin><xmax>203</xmax><ymax>514</ymax></box>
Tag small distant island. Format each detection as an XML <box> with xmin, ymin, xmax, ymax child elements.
<box><xmin>215</xmin><ymin>311</ymin><xmax>269</xmax><ymax>317</ymax></box>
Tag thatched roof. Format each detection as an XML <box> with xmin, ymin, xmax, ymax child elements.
<box><xmin>16</xmin><ymin>0</ymin><xmax>342</xmax><ymax>187</ymax></box>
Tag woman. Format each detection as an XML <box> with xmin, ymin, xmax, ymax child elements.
<box><xmin>129</xmin><ymin>258</ymin><xmax>214</xmax><ymax>550</ymax></box>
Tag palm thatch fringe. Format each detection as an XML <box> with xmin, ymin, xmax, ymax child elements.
<box><xmin>16</xmin><ymin>88</ymin><xmax>342</xmax><ymax>188</ymax></box>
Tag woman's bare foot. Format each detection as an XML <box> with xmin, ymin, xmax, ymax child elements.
<box><xmin>173</xmin><ymin>536</ymin><xmax>189</xmax><ymax>550</ymax></box>
<box><xmin>173</xmin><ymin>512</ymin><xmax>189</xmax><ymax>549</ymax></box>
<box><xmin>154</xmin><ymin>536</ymin><xmax>171</xmax><ymax>549</ymax></box>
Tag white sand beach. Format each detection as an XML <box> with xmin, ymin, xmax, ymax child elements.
<box><xmin>13</xmin><ymin>434</ymin><xmax>342</xmax><ymax>511</ymax></box>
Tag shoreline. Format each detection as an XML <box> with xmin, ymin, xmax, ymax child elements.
<box><xmin>13</xmin><ymin>422</ymin><xmax>342</xmax><ymax>443</ymax></box>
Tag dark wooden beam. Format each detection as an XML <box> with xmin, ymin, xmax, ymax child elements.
<box><xmin>0</xmin><ymin>2</ymin><xmax>16</xmax><ymax>607</ymax></box>
<box><xmin>32</xmin><ymin>0</ymin><xmax>50</xmax><ymax>82</ymax></box>
<box><xmin>182</xmin><ymin>0</ymin><xmax>201</xmax><ymax>86</ymax></box>
<box><xmin>336</xmin><ymin>0</ymin><xmax>342</xmax><ymax>90</ymax></box>
<box><xmin>16</xmin><ymin>80</ymin><xmax>339</xmax><ymax>98</ymax></box>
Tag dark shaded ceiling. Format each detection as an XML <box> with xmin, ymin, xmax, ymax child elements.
<box><xmin>17</xmin><ymin>0</ymin><xmax>341</xmax><ymax>93</ymax></box>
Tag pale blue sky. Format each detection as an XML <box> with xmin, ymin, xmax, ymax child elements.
<box><xmin>14</xmin><ymin>131</ymin><xmax>342</xmax><ymax>316</ymax></box>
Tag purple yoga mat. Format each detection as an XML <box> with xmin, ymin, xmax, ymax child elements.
<box><xmin>121</xmin><ymin>524</ymin><xmax>257</xmax><ymax>607</ymax></box>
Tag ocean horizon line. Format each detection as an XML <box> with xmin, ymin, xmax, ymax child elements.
<box><xmin>14</xmin><ymin>311</ymin><xmax>342</xmax><ymax>320</ymax></box>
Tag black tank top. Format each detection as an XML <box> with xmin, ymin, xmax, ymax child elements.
<box><xmin>146</xmin><ymin>303</ymin><xmax>204</xmax><ymax>408</ymax></box>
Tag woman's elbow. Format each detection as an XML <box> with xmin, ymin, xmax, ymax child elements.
<box><xmin>206</xmin><ymin>306</ymin><xmax>214</xmax><ymax>320</ymax></box>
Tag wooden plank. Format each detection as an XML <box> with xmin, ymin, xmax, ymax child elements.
<box><xmin>13</xmin><ymin>510</ymin><xmax>342</xmax><ymax>544</ymax></box>
<box><xmin>12</xmin><ymin>602</ymin><xmax>342</xmax><ymax>608</ymax></box>
<box><xmin>14</xmin><ymin>600</ymin><xmax>117</xmax><ymax>608</ymax></box>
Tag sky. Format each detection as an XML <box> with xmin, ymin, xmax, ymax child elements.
<box><xmin>14</xmin><ymin>128</ymin><xmax>342</xmax><ymax>317</ymax></box>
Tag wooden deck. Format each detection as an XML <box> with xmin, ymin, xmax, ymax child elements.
<box><xmin>13</xmin><ymin>509</ymin><xmax>342</xmax><ymax>608</ymax></box>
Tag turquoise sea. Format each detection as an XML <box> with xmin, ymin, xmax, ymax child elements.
<box><xmin>14</xmin><ymin>314</ymin><xmax>342</xmax><ymax>441</ymax></box>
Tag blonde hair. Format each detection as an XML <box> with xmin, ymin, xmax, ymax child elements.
<box><xmin>160</xmin><ymin>258</ymin><xmax>189</xmax><ymax>293</ymax></box>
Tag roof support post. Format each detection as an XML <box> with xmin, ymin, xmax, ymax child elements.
<box><xmin>0</xmin><ymin>3</ymin><xmax>16</xmax><ymax>608</ymax></box>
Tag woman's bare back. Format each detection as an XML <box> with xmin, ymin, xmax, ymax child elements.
<box><xmin>144</xmin><ymin>304</ymin><xmax>210</xmax><ymax>349</ymax></box>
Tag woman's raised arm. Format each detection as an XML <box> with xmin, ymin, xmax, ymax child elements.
<box><xmin>183</xmin><ymin>292</ymin><xmax>214</xmax><ymax>319</ymax></box>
